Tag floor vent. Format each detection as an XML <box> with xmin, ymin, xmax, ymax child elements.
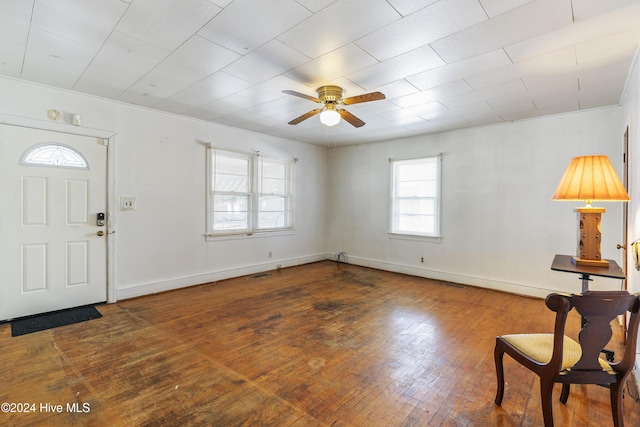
<box><xmin>441</xmin><ymin>282</ymin><xmax>465</xmax><ymax>289</ymax></box>
<box><xmin>252</xmin><ymin>273</ymin><xmax>271</xmax><ymax>279</ymax></box>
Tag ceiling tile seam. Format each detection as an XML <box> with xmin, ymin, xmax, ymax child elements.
<box><xmin>273</xmin><ymin>8</ymin><xmax>401</xmax><ymax>85</ymax></box>
<box><xmin>121</xmin><ymin>34</ymin><xmax>247</xmax><ymax>108</ymax></box>
<box><xmin>112</xmin><ymin>6</ymin><xmax>231</xmax><ymax>103</ymax></box>
<box><xmin>176</xmin><ymin>71</ymin><xmax>259</xmax><ymax>114</ymax></box>
<box><xmin>292</xmin><ymin>0</ymin><xmax>332</xmax><ymax>15</ymax></box>
<box><xmin>19</xmin><ymin>0</ymin><xmax>37</xmax><ymax>79</ymax></box>
<box><xmin>23</xmin><ymin>23</ymin><xmax>107</xmax><ymax>72</ymax></box>
<box><xmin>280</xmin><ymin>43</ymin><xmax>383</xmax><ymax>90</ymax></box>
<box><xmin>477</xmin><ymin>0</ymin><xmax>491</xmax><ymax>20</ymax></box>
<box><xmin>70</xmin><ymin>1</ymin><xmax>133</xmax><ymax>92</ymax></box>
<box><xmin>349</xmin><ymin>1</ymin><xmax>485</xmax><ymax>64</ymax></box>
<box><xmin>196</xmin><ymin>9</ymin><xmax>377</xmax><ymax>88</ymax></box>
<box><xmin>384</xmin><ymin>0</ymin><xmax>404</xmax><ymax>17</ymax></box>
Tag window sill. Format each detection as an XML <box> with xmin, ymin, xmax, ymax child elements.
<box><xmin>206</xmin><ymin>228</ymin><xmax>295</xmax><ymax>242</ymax></box>
<box><xmin>388</xmin><ymin>232</ymin><xmax>442</xmax><ymax>243</ymax></box>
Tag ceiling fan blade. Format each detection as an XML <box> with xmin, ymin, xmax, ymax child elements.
<box><xmin>341</xmin><ymin>91</ymin><xmax>385</xmax><ymax>105</ymax></box>
<box><xmin>288</xmin><ymin>109</ymin><xmax>322</xmax><ymax>125</ymax></box>
<box><xmin>339</xmin><ymin>109</ymin><xmax>365</xmax><ymax>128</ymax></box>
<box><xmin>282</xmin><ymin>90</ymin><xmax>321</xmax><ymax>103</ymax></box>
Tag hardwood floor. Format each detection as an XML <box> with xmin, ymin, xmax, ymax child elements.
<box><xmin>1</xmin><ymin>261</ymin><xmax>639</xmax><ymax>426</ymax></box>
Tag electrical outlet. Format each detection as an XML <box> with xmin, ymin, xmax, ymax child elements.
<box><xmin>268</xmin><ymin>251</ymin><xmax>272</xmax><ymax>258</ymax></box>
<box><xmin>120</xmin><ymin>197</ymin><xmax>136</xmax><ymax>211</ymax></box>
<box><xmin>420</xmin><ymin>257</ymin><xmax>424</xmax><ymax>263</ymax></box>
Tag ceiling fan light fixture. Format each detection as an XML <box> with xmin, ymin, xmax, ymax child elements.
<box><xmin>283</xmin><ymin>85</ymin><xmax>384</xmax><ymax>128</ymax></box>
<box><xmin>320</xmin><ymin>104</ymin><xmax>340</xmax><ymax>126</ymax></box>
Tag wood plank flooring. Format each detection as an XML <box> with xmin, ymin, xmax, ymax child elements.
<box><xmin>1</xmin><ymin>261</ymin><xmax>639</xmax><ymax>426</ymax></box>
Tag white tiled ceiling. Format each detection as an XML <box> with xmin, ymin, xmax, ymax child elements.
<box><xmin>3</xmin><ymin>0</ymin><xmax>640</xmax><ymax>146</ymax></box>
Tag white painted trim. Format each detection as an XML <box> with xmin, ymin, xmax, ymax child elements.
<box><xmin>0</xmin><ymin>113</ymin><xmax>116</xmax><ymax>139</ymax></box>
<box><xmin>116</xmin><ymin>253</ymin><xmax>328</xmax><ymax>300</ymax></box>
<box><xmin>329</xmin><ymin>253</ymin><xmax>552</xmax><ymax>298</ymax></box>
<box><xmin>106</xmin><ymin>135</ymin><xmax>117</xmax><ymax>303</ymax></box>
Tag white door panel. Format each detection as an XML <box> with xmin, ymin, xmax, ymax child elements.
<box><xmin>0</xmin><ymin>124</ymin><xmax>107</xmax><ymax>320</ymax></box>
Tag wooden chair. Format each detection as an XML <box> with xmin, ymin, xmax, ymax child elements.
<box><xmin>494</xmin><ymin>291</ymin><xmax>640</xmax><ymax>427</ymax></box>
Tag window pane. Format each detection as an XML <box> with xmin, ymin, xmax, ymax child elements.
<box><xmin>260</xmin><ymin>160</ymin><xmax>287</xmax><ymax>194</ymax></box>
<box><xmin>215</xmin><ymin>175</ymin><xmax>249</xmax><ymax>192</ymax></box>
<box><xmin>258</xmin><ymin>159</ymin><xmax>290</xmax><ymax>230</ymax></box>
<box><xmin>258</xmin><ymin>212</ymin><xmax>286</xmax><ymax>229</ymax></box>
<box><xmin>212</xmin><ymin>195</ymin><xmax>249</xmax><ymax>230</ymax></box>
<box><xmin>214</xmin><ymin>195</ymin><xmax>248</xmax><ymax>210</ymax></box>
<box><xmin>214</xmin><ymin>156</ymin><xmax>249</xmax><ymax>192</ymax></box>
<box><xmin>397</xmin><ymin>180</ymin><xmax>435</xmax><ymax>197</ymax></box>
<box><xmin>261</xmin><ymin>177</ymin><xmax>286</xmax><ymax>194</ymax></box>
<box><xmin>213</xmin><ymin>213</ymin><xmax>248</xmax><ymax>230</ymax></box>
<box><xmin>397</xmin><ymin>198</ymin><xmax>434</xmax><ymax>215</ymax></box>
<box><xmin>216</xmin><ymin>156</ymin><xmax>248</xmax><ymax>175</ymax></box>
<box><xmin>396</xmin><ymin>161</ymin><xmax>434</xmax><ymax>181</ymax></box>
<box><xmin>258</xmin><ymin>196</ymin><xmax>287</xmax><ymax>229</ymax></box>
<box><xmin>398</xmin><ymin>214</ymin><xmax>435</xmax><ymax>234</ymax></box>
<box><xmin>259</xmin><ymin>195</ymin><xmax>286</xmax><ymax>211</ymax></box>
<box><xmin>21</xmin><ymin>143</ymin><xmax>89</xmax><ymax>169</ymax></box>
<box><xmin>261</xmin><ymin>160</ymin><xmax>286</xmax><ymax>179</ymax></box>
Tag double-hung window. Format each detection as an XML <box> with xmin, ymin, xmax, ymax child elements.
<box><xmin>207</xmin><ymin>148</ymin><xmax>293</xmax><ymax>237</ymax></box>
<box><xmin>390</xmin><ymin>155</ymin><xmax>441</xmax><ymax>237</ymax></box>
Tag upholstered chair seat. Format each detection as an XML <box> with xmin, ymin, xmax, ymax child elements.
<box><xmin>500</xmin><ymin>333</ymin><xmax>614</xmax><ymax>372</ymax></box>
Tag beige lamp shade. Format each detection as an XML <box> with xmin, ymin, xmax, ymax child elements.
<box><xmin>552</xmin><ymin>155</ymin><xmax>630</xmax><ymax>203</ymax></box>
<box><xmin>552</xmin><ymin>155</ymin><xmax>629</xmax><ymax>268</ymax></box>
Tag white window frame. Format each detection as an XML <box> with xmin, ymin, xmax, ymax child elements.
<box><xmin>206</xmin><ymin>147</ymin><xmax>294</xmax><ymax>239</ymax></box>
<box><xmin>389</xmin><ymin>155</ymin><xmax>441</xmax><ymax>240</ymax></box>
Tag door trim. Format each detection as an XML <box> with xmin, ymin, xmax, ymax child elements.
<box><xmin>0</xmin><ymin>114</ymin><xmax>118</xmax><ymax>304</ymax></box>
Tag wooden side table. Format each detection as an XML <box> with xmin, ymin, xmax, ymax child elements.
<box><xmin>550</xmin><ymin>254</ymin><xmax>625</xmax><ymax>293</ymax></box>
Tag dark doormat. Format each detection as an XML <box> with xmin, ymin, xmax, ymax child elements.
<box><xmin>11</xmin><ymin>305</ymin><xmax>102</xmax><ymax>337</ymax></box>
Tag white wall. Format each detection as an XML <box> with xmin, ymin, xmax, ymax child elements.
<box><xmin>327</xmin><ymin>108</ymin><xmax>627</xmax><ymax>298</ymax></box>
<box><xmin>0</xmin><ymin>76</ymin><xmax>329</xmax><ymax>300</ymax></box>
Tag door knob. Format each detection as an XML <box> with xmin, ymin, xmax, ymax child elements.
<box><xmin>97</xmin><ymin>231</ymin><xmax>105</xmax><ymax>236</ymax></box>
<box><xmin>617</xmin><ymin>243</ymin><xmax>626</xmax><ymax>250</ymax></box>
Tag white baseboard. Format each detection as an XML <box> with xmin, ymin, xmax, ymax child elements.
<box><xmin>115</xmin><ymin>253</ymin><xmax>329</xmax><ymax>301</ymax></box>
<box><xmin>331</xmin><ymin>253</ymin><xmax>554</xmax><ymax>299</ymax></box>
<box><xmin>116</xmin><ymin>251</ymin><xmax>570</xmax><ymax>302</ymax></box>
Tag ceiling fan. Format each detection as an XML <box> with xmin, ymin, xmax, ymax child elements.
<box><xmin>282</xmin><ymin>85</ymin><xmax>385</xmax><ymax>128</ymax></box>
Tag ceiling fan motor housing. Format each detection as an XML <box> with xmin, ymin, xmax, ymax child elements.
<box><xmin>317</xmin><ymin>85</ymin><xmax>343</xmax><ymax>103</ymax></box>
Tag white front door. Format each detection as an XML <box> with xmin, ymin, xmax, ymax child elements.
<box><xmin>0</xmin><ymin>124</ymin><xmax>107</xmax><ymax>321</ymax></box>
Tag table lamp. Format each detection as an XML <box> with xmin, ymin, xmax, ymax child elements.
<box><xmin>552</xmin><ymin>155</ymin><xmax>629</xmax><ymax>267</ymax></box>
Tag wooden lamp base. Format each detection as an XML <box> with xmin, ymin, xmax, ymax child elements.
<box><xmin>572</xmin><ymin>256</ymin><xmax>609</xmax><ymax>267</ymax></box>
<box><xmin>573</xmin><ymin>207</ymin><xmax>609</xmax><ymax>268</ymax></box>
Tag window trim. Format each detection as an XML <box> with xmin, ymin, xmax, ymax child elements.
<box><xmin>389</xmin><ymin>154</ymin><xmax>442</xmax><ymax>238</ymax></box>
<box><xmin>206</xmin><ymin>147</ymin><xmax>294</xmax><ymax>240</ymax></box>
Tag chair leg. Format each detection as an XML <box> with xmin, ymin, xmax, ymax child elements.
<box><xmin>610</xmin><ymin>382</ymin><xmax>624</xmax><ymax>427</ymax></box>
<box><xmin>560</xmin><ymin>384</ymin><xmax>570</xmax><ymax>404</ymax></box>
<box><xmin>540</xmin><ymin>378</ymin><xmax>555</xmax><ymax>427</ymax></box>
<box><xmin>494</xmin><ymin>341</ymin><xmax>505</xmax><ymax>405</ymax></box>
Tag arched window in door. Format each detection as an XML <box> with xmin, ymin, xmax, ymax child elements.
<box><xmin>20</xmin><ymin>142</ymin><xmax>89</xmax><ymax>170</ymax></box>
